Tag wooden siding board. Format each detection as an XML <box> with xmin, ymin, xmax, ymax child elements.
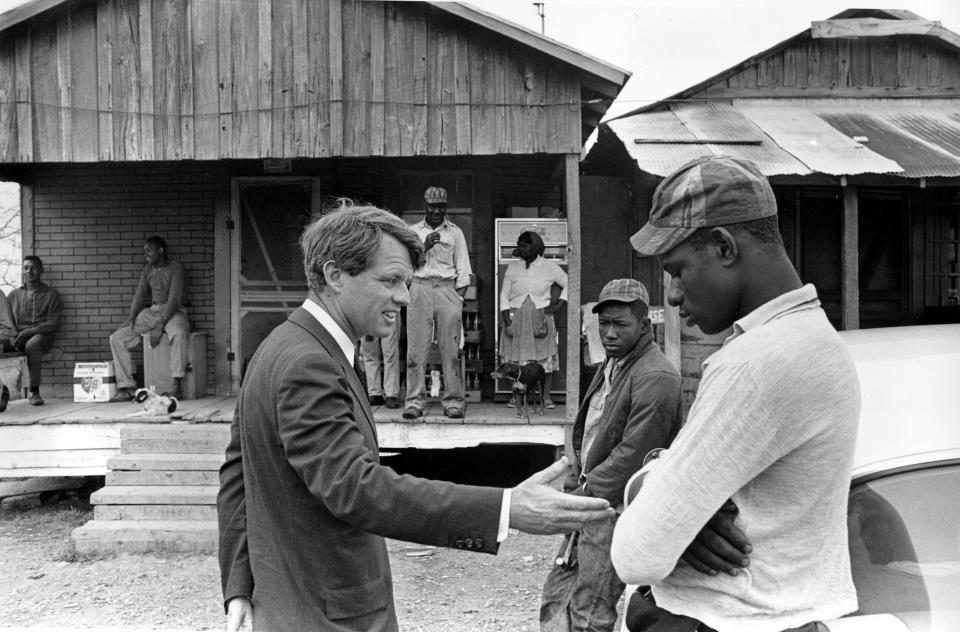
<box><xmin>469</xmin><ymin>31</ymin><xmax>494</xmax><ymax>154</ymax></box>
<box><xmin>178</xmin><ymin>0</ymin><xmax>193</xmax><ymax>159</ymax></box>
<box><xmin>307</xmin><ymin>0</ymin><xmax>329</xmax><ymax>157</ymax></box>
<box><xmin>112</xmin><ymin>0</ymin><xmax>140</xmax><ymax>160</ymax></box>
<box><xmin>368</xmin><ymin>1</ymin><xmax>385</xmax><ymax>157</ymax></box>
<box><xmin>494</xmin><ymin>40</ymin><xmax>509</xmax><ymax>153</ymax></box>
<box><xmin>31</xmin><ymin>19</ymin><xmax>61</xmax><ymax>162</ymax></box>
<box><xmin>328</xmin><ymin>0</ymin><xmax>342</xmax><ymax>156</ymax></box>
<box><xmin>14</xmin><ymin>28</ymin><xmax>33</xmax><ymax>160</ymax></box>
<box><xmin>426</xmin><ymin>22</ymin><xmax>455</xmax><ymax>155</ymax></box>
<box><xmin>0</xmin><ymin>37</ymin><xmax>15</xmax><ymax>161</ymax></box>
<box><xmin>69</xmin><ymin>4</ymin><xmax>97</xmax><ymax>161</ymax></box>
<box><xmin>232</xmin><ymin>4</ymin><xmax>258</xmax><ymax>158</ymax></box>
<box><xmin>216</xmin><ymin>0</ymin><xmax>234</xmax><ymax>158</ymax></box>
<box><xmin>153</xmin><ymin>0</ymin><xmax>180</xmax><ymax>160</ymax></box>
<box><xmin>292</xmin><ymin>0</ymin><xmax>309</xmax><ymax>157</ymax></box>
<box><xmin>137</xmin><ymin>0</ymin><xmax>154</xmax><ymax>160</ymax></box>
<box><xmin>342</xmin><ymin>0</ymin><xmax>370</xmax><ymax>157</ymax></box>
<box><xmin>256</xmin><ymin>0</ymin><xmax>271</xmax><ymax>157</ymax></box>
<box><xmin>383</xmin><ymin>2</ymin><xmax>402</xmax><ymax>157</ymax></box>
<box><xmin>56</xmin><ymin>13</ymin><xmax>71</xmax><ymax>161</ymax></box>
<box><xmin>410</xmin><ymin>5</ymin><xmax>427</xmax><ymax>155</ymax></box>
<box><xmin>190</xmin><ymin>0</ymin><xmax>217</xmax><ymax>159</ymax></box>
<box><xmin>96</xmin><ymin>0</ymin><xmax>113</xmax><ymax>160</ymax></box>
<box><xmin>453</xmin><ymin>28</ymin><xmax>471</xmax><ymax>154</ymax></box>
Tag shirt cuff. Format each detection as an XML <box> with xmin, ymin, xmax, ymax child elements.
<box><xmin>497</xmin><ymin>488</ymin><xmax>511</xmax><ymax>542</ymax></box>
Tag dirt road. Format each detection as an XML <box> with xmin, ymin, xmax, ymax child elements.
<box><xmin>1</xmin><ymin>497</ymin><xmax>613</xmax><ymax>631</ymax></box>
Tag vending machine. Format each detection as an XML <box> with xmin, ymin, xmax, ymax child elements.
<box><xmin>494</xmin><ymin>218</ymin><xmax>569</xmax><ymax>401</ymax></box>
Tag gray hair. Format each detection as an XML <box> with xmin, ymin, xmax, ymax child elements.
<box><xmin>301</xmin><ymin>201</ymin><xmax>423</xmax><ymax>293</ymax></box>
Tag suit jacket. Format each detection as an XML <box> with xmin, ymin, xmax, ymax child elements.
<box><xmin>218</xmin><ymin>307</ymin><xmax>502</xmax><ymax>632</ymax></box>
<box><xmin>566</xmin><ymin>331</ymin><xmax>683</xmax><ymax>506</ymax></box>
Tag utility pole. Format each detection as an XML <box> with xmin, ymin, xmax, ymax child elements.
<box><xmin>533</xmin><ymin>2</ymin><xmax>545</xmax><ymax>35</ymax></box>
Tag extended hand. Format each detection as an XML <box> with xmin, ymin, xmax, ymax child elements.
<box><xmin>226</xmin><ymin>596</ymin><xmax>253</xmax><ymax>632</ymax></box>
<box><xmin>682</xmin><ymin>499</ymin><xmax>752</xmax><ymax>576</ymax></box>
<box><xmin>509</xmin><ymin>458</ymin><xmax>615</xmax><ymax>535</ymax></box>
<box><xmin>149</xmin><ymin>328</ymin><xmax>164</xmax><ymax>348</ymax></box>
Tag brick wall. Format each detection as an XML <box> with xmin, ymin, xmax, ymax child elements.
<box><xmin>28</xmin><ymin>163</ymin><xmax>217</xmax><ymax>391</ymax></box>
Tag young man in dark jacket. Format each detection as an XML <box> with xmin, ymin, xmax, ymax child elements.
<box><xmin>540</xmin><ymin>278</ymin><xmax>683</xmax><ymax>632</ymax></box>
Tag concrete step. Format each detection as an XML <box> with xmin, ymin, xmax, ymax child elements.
<box><xmin>71</xmin><ymin>520</ymin><xmax>217</xmax><ymax>554</ymax></box>
<box><xmin>91</xmin><ymin>485</ymin><xmax>218</xmax><ymax>505</ymax></box>
<box><xmin>108</xmin><ymin>453</ymin><xmax>225</xmax><ymax>471</ymax></box>
<box><xmin>95</xmin><ymin>504</ymin><xmax>217</xmax><ymax>521</ymax></box>
<box><xmin>120</xmin><ymin>424</ymin><xmax>230</xmax><ymax>455</ymax></box>
<box><xmin>107</xmin><ymin>469</ymin><xmax>220</xmax><ymax>486</ymax></box>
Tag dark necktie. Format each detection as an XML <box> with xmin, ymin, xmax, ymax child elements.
<box><xmin>353</xmin><ymin>345</ymin><xmax>368</xmax><ymax>394</ymax></box>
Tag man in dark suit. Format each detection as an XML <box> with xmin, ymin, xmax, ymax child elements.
<box><xmin>218</xmin><ymin>204</ymin><xmax>614</xmax><ymax>632</ymax></box>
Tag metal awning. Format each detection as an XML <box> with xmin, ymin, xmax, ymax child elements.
<box><xmin>603</xmin><ymin>98</ymin><xmax>960</xmax><ymax>178</ymax></box>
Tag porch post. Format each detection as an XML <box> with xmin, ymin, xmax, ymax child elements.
<box><xmin>564</xmin><ymin>154</ymin><xmax>581</xmax><ymax>422</ymax></box>
<box><xmin>841</xmin><ymin>182</ymin><xmax>860</xmax><ymax>330</ymax></box>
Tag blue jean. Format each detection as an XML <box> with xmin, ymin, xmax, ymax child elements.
<box><xmin>540</xmin><ymin>515</ymin><xmax>624</xmax><ymax>632</ymax></box>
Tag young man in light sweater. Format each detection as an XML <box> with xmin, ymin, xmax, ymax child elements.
<box><xmin>611</xmin><ymin>155</ymin><xmax>860</xmax><ymax>632</ymax></box>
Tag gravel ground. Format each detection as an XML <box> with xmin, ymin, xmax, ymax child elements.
<box><xmin>0</xmin><ymin>496</ymin><xmax>621</xmax><ymax>631</ymax></box>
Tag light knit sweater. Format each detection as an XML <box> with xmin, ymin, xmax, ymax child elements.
<box><xmin>611</xmin><ymin>285</ymin><xmax>860</xmax><ymax>632</ymax></box>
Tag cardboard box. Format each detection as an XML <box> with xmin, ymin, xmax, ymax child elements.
<box><xmin>74</xmin><ymin>362</ymin><xmax>118</xmax><ymax>402</ymax></box>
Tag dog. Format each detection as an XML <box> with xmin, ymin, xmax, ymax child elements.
<box><xmin>490</xmin><ymin>361</ymin><xmax>546</xmax><ymax>422</ymax></box>
<box><xmin>125</xmin><ymin>387</ymin><xmax>179</xmax><ymax>418</ymax></box>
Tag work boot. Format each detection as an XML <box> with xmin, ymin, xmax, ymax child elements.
<box><xmin>384</xmin><ymin>396</ymin><xmax>401</xmax><ymax>409</ymax></box>
<box><xmin>29</xmin><ymin>391</ymin><xmax>44</xmax><ymax>406</ymax></box>
<box><xmin>109</xmin><ymin>387</ymin><xmax>136</xmax><ymax>403</ymax></box>
<box><xmin>369</xmin><ymin>394</ymin><xmax>386</xmax><ymax>406</ymax></box>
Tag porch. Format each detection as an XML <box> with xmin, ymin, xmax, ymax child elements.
<box><xmin>0</xmin><ymin>394</ymin><xmax>570</xmax><ymax>479</ymax></box>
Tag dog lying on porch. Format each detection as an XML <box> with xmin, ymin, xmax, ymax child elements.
<box><xmin>125</xmin><ymin>387</ymin><xmax>179</xmax><ymax>418</ymax></box>
<box><xmin>490</xmin><ymin>361</ymin><xmax>546</xmax><ymax>422</ymax></box>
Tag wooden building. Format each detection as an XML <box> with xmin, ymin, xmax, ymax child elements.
<box><xmin>0</xmin><ymin>0</ymin><xmax>628</xmax><ymax>406</ymax></box>
<box><xmin>583</xmin><ymin>9</ymin><xmax>960</xmax><ymax>412</ymax></box>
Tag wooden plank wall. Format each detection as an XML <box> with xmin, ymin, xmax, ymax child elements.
<box><xmin>0</xmin><ymin>0</ymin><xmax>582</xmax><ymax>164</ymax></box>
<box><xmin>698</xmin><ymin>34</ymin><xmax>960</xmax><ymax>97</ymax></box>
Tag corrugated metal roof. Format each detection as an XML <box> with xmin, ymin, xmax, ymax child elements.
<box><xmin>602</xmin><ymin>98</ymin><xmax>960</xmax><ymax>179</ymax></box>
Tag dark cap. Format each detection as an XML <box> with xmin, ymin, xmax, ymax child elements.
<box><xmin>424</xmin><ymin>186</ymin><xmax>448</xmax><ymax>204</ymax></box>
<box><xmin>592</xmin><ymin>279</ymin><xmax>650</xmax><ymax>313</ymax></box>
<box><xmin>630</xmin><ymin>155</ymin><xmax>777</xmax><ymax>257</ymax></box>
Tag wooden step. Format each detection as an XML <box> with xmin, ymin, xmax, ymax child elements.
<box><xmin>120</xmin><ymin>424</ymin><xmax>230</xmax><ymax>455</ymax></box>
<box><xmin>71</xmin><ymin>520</ymin><xmax>217</xmax><ymax>554</ymax></box>
<box><xmin>108</xmin><ymin>453</ymin><xmax>224</xmax><ymax>471</ymax></box>
<box><xmin>95</xmin><ymin>504</ymin><xmax>217</xmax><ymax>521</ymax></box>
<box><xmin>91</xmin><ymin>485</ymin><xmax>218</xmax><ymax>505</ymax></box>
<box><xmin>107</xmin><ymin>469</ymin><xmax>219</xmax><ymax>486</ymax></box>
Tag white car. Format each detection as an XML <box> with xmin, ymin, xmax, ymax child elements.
<box><xmin>825</xmin><ymin>324</ymin><xmax>960</xmax><ymax>632</ymax></box>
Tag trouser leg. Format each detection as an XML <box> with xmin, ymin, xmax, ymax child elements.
<box><xmin>436</xmin><ymin>285</ymin><xmax>464</xmax><ymax>409</ymax></box>
<box><xmin>109</xmin><ymin>309</ymin><xmax>153</xmax><ymax>388</ymax></box>
<box><xmin>566</xmin><ymin>517</ymin><xmax>624</xmax><ymax>632</ymax></box>
<box><xmin>404</xmin><ymin>282</ymin><xmax>433</xmax><ymax>409</ymax></box>
<box><xmin>164</xmin><ymin>309</ymin><xmax>190</xmax><ymax>379</ymax></box>
<box><xmin>381</xmin><ymin>318</ymin><xmax>400</xmax><ymax>398</ymax></box>
<box><xmin>21</xmin><ymin>333</ymin><xmax>52</xmax><ymax>388</ymax></box>
<box><xmin>360</xmin><ymin>335</ymin><xmax>384</xmax><ymax>397</ymax></box>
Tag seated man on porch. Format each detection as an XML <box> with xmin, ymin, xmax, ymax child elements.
<box><xmin>109</xmin><ymin>236</ymin><xmax>190</xmax><ymax>401</ymax></box>
<box><xmin>4</xmin><ymin>256</ymin><xmax>63</xmax><ymax>406</ymax></box>
<box><xmin>0</xmin><ymin>290</ymin><xmax>17</xmax><ymax>410</ymax></box>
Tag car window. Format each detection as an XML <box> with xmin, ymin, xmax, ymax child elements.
<box><xmin>847</xmin><ymin>464</ymin><xmax>960</xmax><ymax>616</ymax></box>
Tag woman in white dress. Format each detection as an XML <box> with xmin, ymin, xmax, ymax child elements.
<box><xmin>498</xmin><ymin>231</ymin><xmax>568</xmax><ymax>408</ymax></box>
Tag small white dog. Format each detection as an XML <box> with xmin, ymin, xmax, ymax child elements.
<box><xmin>125</xmin><ymin>387</ymin><xmax>179</xmax><ymax>417</ymax></box>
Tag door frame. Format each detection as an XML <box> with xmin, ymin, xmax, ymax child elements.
<box><xmin>228</xmin><ymin>176</ymin><xmax>322</xmax><ymax>393</ymax></box>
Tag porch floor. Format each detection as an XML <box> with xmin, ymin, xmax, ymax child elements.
<box><xmin>1</xmin><ymin>395</ymin><xmax>570</xmax><ymax>478</ymax></box>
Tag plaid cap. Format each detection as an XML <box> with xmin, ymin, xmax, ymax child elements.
<box><xmin>592</xmin><ymin>278</ymin><xmax>650</xmax><ymax>313</ymax></box>
<box><xmin>424</xmin><ymin>186</ymin><xmax>448</xmax><ymax>204</ymax></box>
<box><xmin>630</xmin><ymin>155</ymin><xmax>777</xmax><ymax>257</ymax></box>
